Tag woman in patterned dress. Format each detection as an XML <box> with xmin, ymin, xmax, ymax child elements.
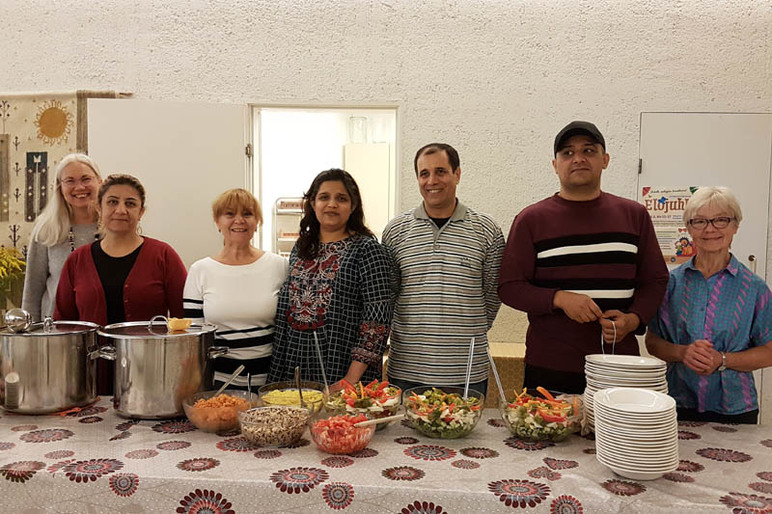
<box><xmin>647</xmin><ymin>187</ymin><xmax>772</xmax><ymax>424</ymax></box>
<box><xmin>268</xmin><ymin>169</ymin><xmax>393</xmax><ymax>388</ymax></box>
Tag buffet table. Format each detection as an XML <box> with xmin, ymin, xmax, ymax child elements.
<box><xmin>0</xmin><ymin>398</ymin><xmax>770</xmax><ymax>513</ymax></box>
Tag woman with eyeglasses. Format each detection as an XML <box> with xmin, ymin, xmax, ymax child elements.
<box><xmin>23</xmin><ymin>154</ymin><xmax>103</xmax><ymax>321</ymax></box>
<box><xmin>646</xmin><ymin>186</ymin><xmax>772</xmax><ymax>424</ymax></box>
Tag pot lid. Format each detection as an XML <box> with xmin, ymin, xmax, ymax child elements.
<box><xmin>1</xmin><ymin>320</ymin><xmax>100</xmax><ymax>336</ymax></box>
<box><xmin>98</xmin><ymin>320</ymin><xmax>217</xmax><ymax>339</ymax></box>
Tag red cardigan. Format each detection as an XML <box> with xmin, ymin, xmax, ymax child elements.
<box><xmin>54</xmin><ymin>237</ymin><xmax>187</xmax><ymax>325</ymax></box>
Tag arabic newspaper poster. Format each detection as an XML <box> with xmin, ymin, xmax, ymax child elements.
<box><xmin>641</xmin><ymin>186</ymin><xmax>699</xmax><ymax>265</ymax></box>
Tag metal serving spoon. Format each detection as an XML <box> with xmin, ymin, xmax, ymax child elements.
<box><xmin>214</xmin><ymin>364</ymin><xmax>245</xmax><ymax>396</ymax></box>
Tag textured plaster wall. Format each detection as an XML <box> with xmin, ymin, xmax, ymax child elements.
<box><xmin>2</xmin><ymin>0</ymin><xmax>771</xmax><ymax>344</ymax></box>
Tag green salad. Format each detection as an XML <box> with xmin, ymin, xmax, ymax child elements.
<box><xmin>405</xmin><ymin>388</ymin><xmax>483</xmax><ymax>439</ymax></box>
<box><xmin>500</xmin><ymin>387</ymin><xmax>580</xmax><ymax>442</ymax></box>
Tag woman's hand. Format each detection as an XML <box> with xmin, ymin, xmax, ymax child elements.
<box><xmin>683</xmin><ymin>339</ymin><xmax>722</xmax><ymax>375</ymax></box>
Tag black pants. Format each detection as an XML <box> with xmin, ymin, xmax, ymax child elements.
<box><xmin>523</xmin><ymin>364</ymin><xmax>586</xmax><ymax>396</ymax></box>
<box><xmin>677</xmin><ymin>407</ymin><xmax>758</xmax><ymax>424</ymax></box>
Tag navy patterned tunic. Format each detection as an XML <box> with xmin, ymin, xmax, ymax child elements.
<box><xmin>268</xmin><ymin>234</ymin><xmax>393</xmax><ymax>384</ymax></box>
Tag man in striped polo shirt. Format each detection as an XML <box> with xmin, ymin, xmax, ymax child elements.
<box><xmin>498</xmin><ymin>121</ymin><xmax>669</xmax><ymax>394</ymax></box>
<box><xmin>382</xmin><ymin>143</ymin><xmax>505</xmax><ymax>395</ymax></box>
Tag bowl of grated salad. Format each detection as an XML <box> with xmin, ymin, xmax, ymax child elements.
<box><xmin>403</xmin><ymin>386</ymin><xmax>484</xmax><ymax>439</ymax></box>
<box><xmin>499</xmin><ymin>387</ymin><xmax>582</xmax><ymax>442</ymax></box>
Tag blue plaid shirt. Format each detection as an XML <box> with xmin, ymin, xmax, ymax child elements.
<box><xmin>648</xmin><ymin>255</ymin><xmax>772</xmax><ymax>415</ymax></box>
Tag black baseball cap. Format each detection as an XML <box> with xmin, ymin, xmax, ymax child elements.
<box><xmin>554</xmin><ymin>121</ymin><xmax>606</xmax><ymax>155</ymax></box>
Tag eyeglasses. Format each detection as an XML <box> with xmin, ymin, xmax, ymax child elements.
<box><xmin>688</xmin><ymin>216</ymin><xmax>735</xmax><ymax>230</ymax></box>
<box><xmin>60</xmin><ymin>176</ymin><xmax>95</xmax><ymax>187</ymax></box>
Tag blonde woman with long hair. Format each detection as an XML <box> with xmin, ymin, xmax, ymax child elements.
<box><xmin>22</xmin><ymin>153</ymin><xmax>102</xmax><ymax>321</ymax></box>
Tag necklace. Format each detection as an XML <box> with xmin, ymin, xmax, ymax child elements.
<box><xmin>69</xmin><ymin>226</ymin><xmax>100</xmax><ymax>253</ymax></box>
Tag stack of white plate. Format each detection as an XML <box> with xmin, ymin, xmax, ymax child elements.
<box><xmin>593</xmin><ymin>387</ymin><xmax>679</xmax><ymax>480</ymax></box>
<box><xmin>584</xmin><ymin>354</ymin><xmax>667</xmax><ymax>431</ymax></box>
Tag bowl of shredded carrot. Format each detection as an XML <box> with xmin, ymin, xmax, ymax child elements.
<box><xmin>183</xmin><ymin>390</ymin><xmax>260</xmax><ymax>433</ymax></box>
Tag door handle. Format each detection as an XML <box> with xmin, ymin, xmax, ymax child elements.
<box><xmin>749</xmin><ymin>254</ymin><xmax>757</xmax><ymax>275</ymax></box>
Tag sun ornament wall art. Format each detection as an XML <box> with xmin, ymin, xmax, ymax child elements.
<box><xmin>34</xmin><ymin>99</ymin><xmax>73</xmax><ymax>146</ymax></box>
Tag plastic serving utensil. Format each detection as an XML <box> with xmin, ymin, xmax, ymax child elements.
<box><xmin>487</xmin><ymin>345</ymin><xmax>507</xmax><ymax>406</ymax></box>
<box><xmin>353</xmin><ymin>413</ymin><xmax>404</xmax><ymax>428</ymax></box>
<box><xmin>214</xmin><ymin>364</ymin><xmax>245</xmax><ymax>396</ymax></box>
<box><xmin>464</xmin><ymin>337</ymin><xmax>475</xmax><ymax>399</ymax></box>
<box><xmin>312</xmin><ymin>331</ymin><xmax>331</xmax><ymax>396</ymax></box>
<box><xmin>295</xmin><ymin>366</ymin><xmax>306</xmax><ymax>410</ymax></box>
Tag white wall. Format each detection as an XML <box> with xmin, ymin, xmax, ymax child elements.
<box><xmin>2</xmin><ymin>0</ymin><xmax>770</xmax><ymax>344</ymax></box>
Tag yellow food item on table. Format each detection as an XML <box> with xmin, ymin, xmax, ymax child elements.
<box><xmin>262</xmin><ymin>389</ymin><xmax>324</xmax><ymax>406</ymax></box>
<box><xmin>167</xmin><ymin>318</ymin><xmax>192</xmax><ymax>332</ymax></box>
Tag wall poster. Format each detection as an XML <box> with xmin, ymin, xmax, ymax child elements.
<box><xmin>641</xmin><ymin>186</ymin><xmax>699</xmax><ymax>265</ymax></box>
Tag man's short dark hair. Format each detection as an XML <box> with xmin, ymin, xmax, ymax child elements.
<box><xmin>414</xmin><ymin>143</ymin><xmax>460</xmax><ymax>174</ymax></box>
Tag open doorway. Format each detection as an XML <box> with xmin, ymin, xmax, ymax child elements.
<box><xmin>252</xmin><ymin>106</ymin><xmax>398</xmax><ymax>255</ymax></box>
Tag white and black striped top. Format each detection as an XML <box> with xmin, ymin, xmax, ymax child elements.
<box><xmin>183</xmin><ymin>254</ymin><xmax>289</xmax><ymax>388</ymax></box>
<box><xmin>382</xmin><ymin>201</ymin><xmax>505</xmax><ymax>385</ymax></box>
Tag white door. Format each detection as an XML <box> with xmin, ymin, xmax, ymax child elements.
<box><xmin>88</xmin><ymin>99</ymin><xmax>250</xmax><ymax>267</ymax></box>
<box><xmin>639</xmin><ymin>112</ymin><xmax>772</xmax><ymax>424</ymax></box>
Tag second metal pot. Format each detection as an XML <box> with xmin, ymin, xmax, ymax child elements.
<box><xmin>96</xmin><ymin>319</ymin><xmax>226</xmax><ymax>419</ymax></box>
<box><xmin>0</xmin><ymin>319</ymin><xmax>100</xmax><ymax>414</ymax></box>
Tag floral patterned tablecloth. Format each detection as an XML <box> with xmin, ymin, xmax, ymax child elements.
<box><xmin>0</xmin><ymin>398</ymin><xmax>770</xmax><ymax>513</ymax></box>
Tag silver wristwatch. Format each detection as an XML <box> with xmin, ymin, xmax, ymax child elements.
<box><xmin>717</xmin><ymin>352</ymin><xmax>727</xmax><ymax>372</ymax></box>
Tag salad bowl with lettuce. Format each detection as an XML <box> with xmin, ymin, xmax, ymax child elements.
<box><xmin>500</xmin><ymin>387</ymin><xmax>582</xmax><ymax>442</ymax></box>
<box><xmin>404</xmin><ymin>386</ymin><xmax>484</xmax><ymax>439</ymax></box>
<box><xmin>324</xmin><ymin>379</ymin><xmax>401</xmax><ymax>430</ymax></box>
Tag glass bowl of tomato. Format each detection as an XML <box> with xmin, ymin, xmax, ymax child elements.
<box><xmin>308</xmin><ymin>411</ymin><xmax>375</xmax><ymax>454</ymax></box>
<box><xmin>323</xmin><ymin>379</ymin><xmax>401</xmax><ymax>431</ymax></box>
<box><xmin>499</xmin><ymin>387</ymin><xmax>581</xmax><ymax>442</ymax></box>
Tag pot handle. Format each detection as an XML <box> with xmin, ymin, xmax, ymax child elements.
<box><xmin>90</xmin><ymin>345</ymin><xmax>117</xmax><ymax>361</ymax></box>
<box><xmin>43</xmin><ymin>316</ymin><xmax>54</xmax><ymax>333</ymax></box>
<box><xmin>208</xmin><ymin>346</ymin><xmax>229</xmax><ymax>359</ymax></box>
<box><xmin>148</xmin><ymin>315</ymin><xmax>168</xmax><ymax>335</ymax></box>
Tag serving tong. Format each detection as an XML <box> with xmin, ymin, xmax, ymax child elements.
<box><xmin>295</xmin><ymin>366</ymin><xmax>306</xmax><ymax>410</ymax></box>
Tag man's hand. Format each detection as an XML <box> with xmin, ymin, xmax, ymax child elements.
<box><xmin>682</xmin><ymin>339</ymin><xmax>722</xmax><ymax>375</ymax></box>
<box><xmin>553</xmin><ymin>291</ymin><xmax>603</xmax><ymax>323</ymax></box>
<box><xmin>599</xmin><ymin>310</ymin><xmax>640</xmax><ymax>344</ymax></box>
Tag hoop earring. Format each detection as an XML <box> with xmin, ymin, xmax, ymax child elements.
<box><xmin>136</xmin><ymin>224</ymin><xmax>143</xmax><ymax>236</ymax></box>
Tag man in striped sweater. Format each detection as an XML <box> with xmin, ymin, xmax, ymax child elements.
<box><xmin>498</xmin><ymin>121</ymin><xmax>669</xmax><ymax>394</ymax></box>
<box><xmin>382</xmin><ymin>143</ymin><xmax>505</xmax><ymax>395</ymax></box>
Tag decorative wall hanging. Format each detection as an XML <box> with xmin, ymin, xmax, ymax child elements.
<box><xmin>0</xmin><ymin>90</ymin><xmax>120</xmax><ymax>255</ymax></box>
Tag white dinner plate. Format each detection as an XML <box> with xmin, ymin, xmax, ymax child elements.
<box><xmin>597</xmin><ymin>455</ymin><xmax>677</xmax><ymax>480</ymax></box>
<box><xmin>586</xmin><ymin>354</ymin><xmax>667</xmax><ymax>368</ymax></box>
<box><xmin>596</xmin><ymin>448</ymin><xmax>680</xmax><ymax>469</ymax></box>
<box><xmin>593</xmin><ymin>401</ymin><xmax>676</xmax><ymax>420</ymax></box>
<box><xmin>594</xmin><ymin>388</ymin><xmax>675</xmax><ymax>413</ymax></box>
<box><xmin>595</xmin><ymin>446</ymin><xmax>678</xmax><ymax>467</ymax></box>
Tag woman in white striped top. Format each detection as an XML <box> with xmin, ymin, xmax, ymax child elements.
<box><xmin>183</xmin><ymin>189</ymin><xmax>288</xmax><ymax>389</ymax></box>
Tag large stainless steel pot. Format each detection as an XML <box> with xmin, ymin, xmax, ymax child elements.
<box><xmin>0</xmin><ymin>319</ymin><xmax>100</xmax><ymax>414</ymax></box>
<box><xmin>96</xmin><ymin>317</ymin><xmax>226</xmax><ymax>419</ymax></box>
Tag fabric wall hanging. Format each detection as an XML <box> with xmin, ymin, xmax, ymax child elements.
<box><xmin>0</xmin><ymin>90</ymin><xmax>120</xmax><ymax>256</ymax></box>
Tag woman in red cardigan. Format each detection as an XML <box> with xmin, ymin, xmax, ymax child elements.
<box><xmin>55</xmin><ymin>174</ymin><xmax>187</xmax><ymax>394</ymax></box>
